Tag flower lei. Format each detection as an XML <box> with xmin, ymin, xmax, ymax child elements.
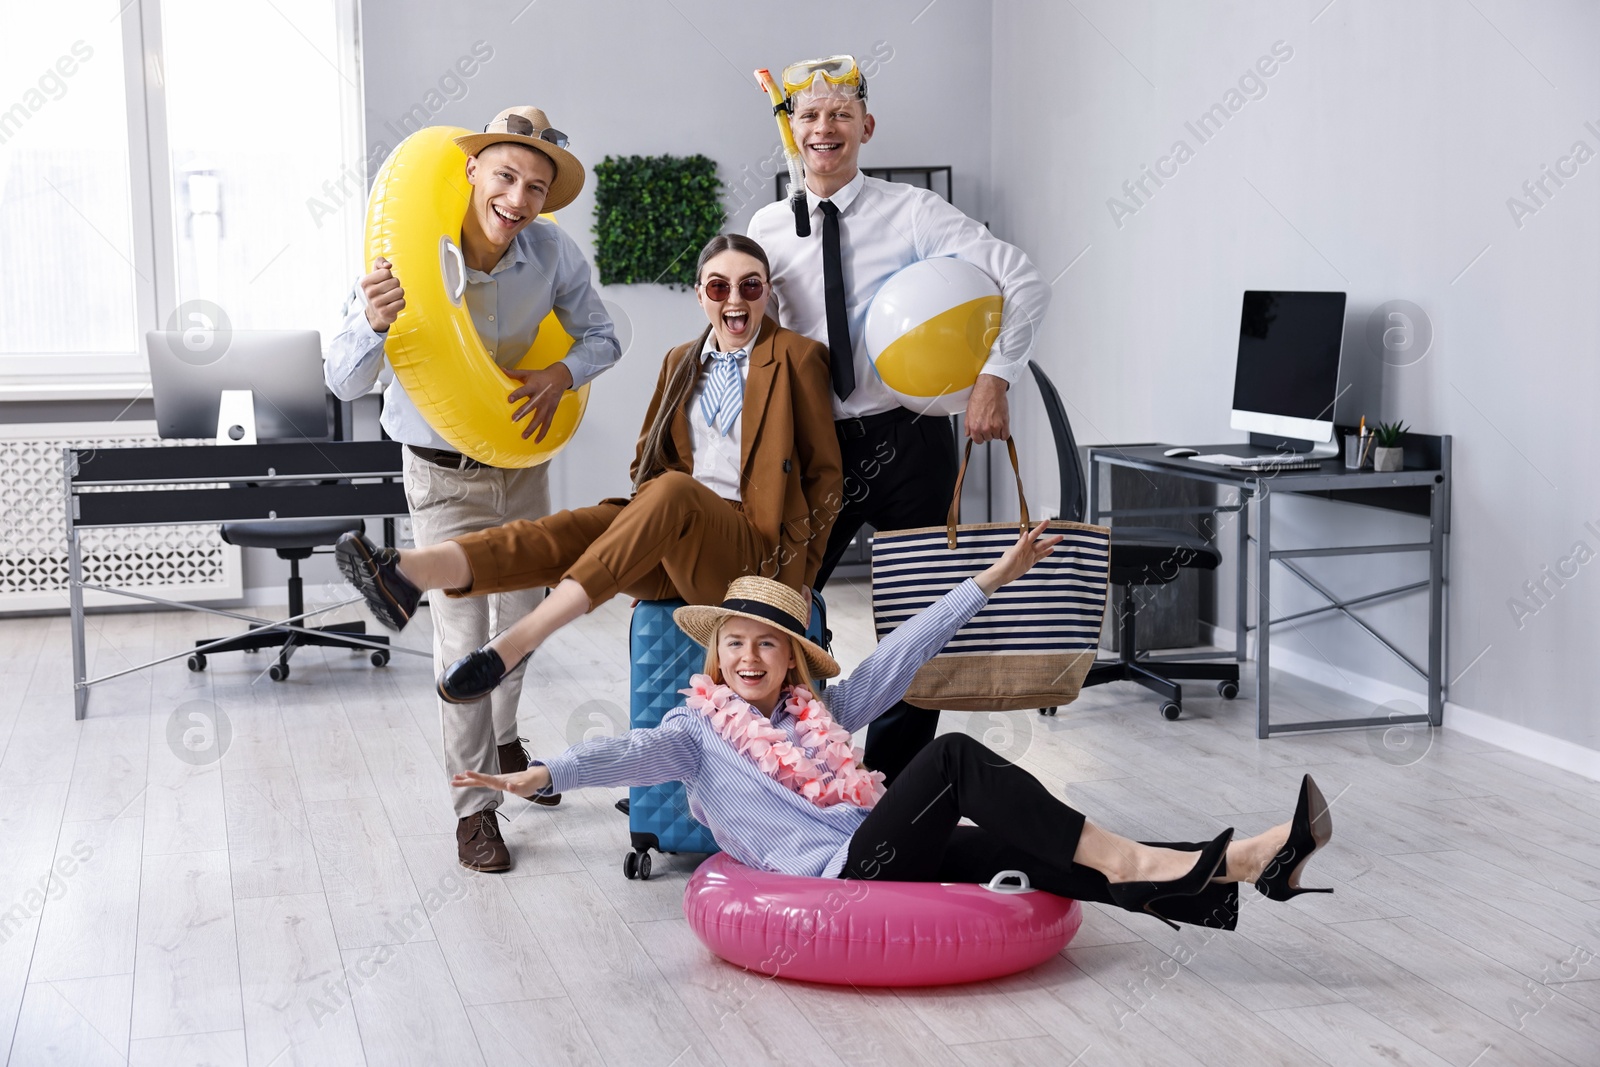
<box><xmin>680</xmin><ymin>674</ymin><xmax>887</xmax><ymax>809</ymax></box>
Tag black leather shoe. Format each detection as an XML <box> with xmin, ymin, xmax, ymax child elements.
<box><xmin>438</xmin><ymin>646</ymin><xmax>528</xmax><ymax>705</ymax></box>
<box><xmin>335</xmin><ymin>531</ymin><xmax>421</xmax><ymax>632</ymax></box>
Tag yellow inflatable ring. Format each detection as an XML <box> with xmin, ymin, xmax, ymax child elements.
<box><xmin>364</xmin><ymin>125</ymin><xmax>588</xmax><ymax>468</ymax></box>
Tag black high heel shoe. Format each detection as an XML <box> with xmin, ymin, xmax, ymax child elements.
<box><xmin>1257</xmin><ymin>774</ymin><xmax>1335</xmax><ymax>901</ymax></box>
<box><xmin>1107</xmin><ymin>827</ymin><xmax>1234</xmax><ymax>931</ymax></box>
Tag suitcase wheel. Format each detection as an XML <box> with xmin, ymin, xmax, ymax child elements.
<box><xmin>623</xmin><ymin>849</ymin><xmax>653</xmax><ymax>881</ymax></box>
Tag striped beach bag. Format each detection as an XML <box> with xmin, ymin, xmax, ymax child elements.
<box><xmin>871</xmin><ymin>439</ymin><xmax>1111</xmax><ymax>711</ymax></box>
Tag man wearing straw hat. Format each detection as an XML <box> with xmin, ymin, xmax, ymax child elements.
<box><xmin>326</xmin><ymin>106</ymin><xmax>621</xmax><ymax>872</ymax></box>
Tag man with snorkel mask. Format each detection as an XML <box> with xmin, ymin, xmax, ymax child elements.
<box><xmin>749</xmin><ymin>56</ymin><xmax>1051</xmax><ymax>785</ymax></box>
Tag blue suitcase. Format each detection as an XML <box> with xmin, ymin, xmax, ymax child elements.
<box><xmin>623</xmin><ymin>593</ymin><xmax>826</xmax><ymax>880</ymax></box>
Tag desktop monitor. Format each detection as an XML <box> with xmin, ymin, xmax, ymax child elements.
<box><xmin>147</xmin><ymin>329</ymin><xmax>330</xmax><ymax>441</ymax></box>
<box><xmin>1230</xmin><ymin>290</ymin><xmax>1347</xmax><ymax>448</ymax></box>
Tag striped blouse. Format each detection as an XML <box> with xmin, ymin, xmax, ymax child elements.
<box><xmin>538</xmin><ymin>579</ymin><xmax>989</xmax><ymax>878</ymax></box>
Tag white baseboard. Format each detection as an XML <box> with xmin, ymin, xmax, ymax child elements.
<box><xmin>1442</xmin><ymin>704</ymin><xmax>1600</xmax><ymax>782</ymax></box>
<box><xmin>1199</xmin><ymin>623</ymin><xmax>1600</xmax><ymax>783</ymax></box>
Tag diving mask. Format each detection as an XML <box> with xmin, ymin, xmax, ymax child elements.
<box><xmin>781</xmin><ymin>55</ymin><xmax>867</xmax><ymax>101</ymax></box>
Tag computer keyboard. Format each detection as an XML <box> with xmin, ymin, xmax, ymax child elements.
<box><xmin>1190</xmin><ymin>453</ymin><xmax>1324</xmax><ymax>471</ymax></box>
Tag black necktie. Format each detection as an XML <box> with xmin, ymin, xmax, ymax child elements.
<box><xmin>820</xmin><ymin>200</ymin><xmax>855</xmax><ymax>400</ymax></box>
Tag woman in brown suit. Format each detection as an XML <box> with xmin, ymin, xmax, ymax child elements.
<box><xmin>338</xmin><ymin>234</ymin><xmax>842</xmax><ymax>708</ymax></box>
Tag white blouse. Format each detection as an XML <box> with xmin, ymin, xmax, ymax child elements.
<box><xmin>687</xmin><ymin>335</ymin><xmax>750</xmax><ymax>501</ymax></box>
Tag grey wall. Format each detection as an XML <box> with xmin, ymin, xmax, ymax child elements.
<box><xmin>989</xmin><ymin>1</ymin><xmax>1600</xmax><ymax>750</ymax></box>
<box><xmin>358</xmin><ymin>0</ymin><xmax>994</xmax><ymax>511</ymax></box>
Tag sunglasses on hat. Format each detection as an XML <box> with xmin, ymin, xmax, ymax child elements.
<box><xmin>700</xmin><ymin>277</ymin><xmax>766</xmax><ymax>302</ymax></box>
<box><xmin>490</xmin><ymin>113</ymin><xmax>571</xmax><ymax>148</ymax></box>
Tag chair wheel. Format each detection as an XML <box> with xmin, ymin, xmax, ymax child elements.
<box><xmin>637</xmin><ymin>852</ymin><xmax>653</xmax><ymax>881</ymax></box>
<box><xmin>1037</xmin><ymin>706</ymin><xmax>1057</xmax><ymax>716</ymax></box>
<box><xmin>269</xmin><ymin>662</ymin><xmax>290</xmax><ymax>682</ymax></box>
<box><xmin>187</xmin><ymin>653</ymin><xmax>207</xmax><ymax>672</ymax></box>
<box><xmin>1217</xmin><ymin>680</ymin><xmax>1239</xmax><ymax>700</ymax></box>
<box><xmin>1161</xmin><ymin>701</ymin><xmax>1181</xmax><ymax>721</ymax></box>
<box><xmin>623</xmin><ymin>851</ymin><xmax>639</xmax><ymax>880</ymax></box>
<box><xmin>370</xmin><ymin>650</ymin><xmax>390</xmax><ymax>667</ymax></box>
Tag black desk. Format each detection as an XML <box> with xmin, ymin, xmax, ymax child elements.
<box><xmin>1087</xmin><ymin>437</ymin><xmax>1451</xmax><ymax>738</ymax></box>
<box><xmin>64</xmin><ymin>441</ymin><xmax>415</xmax><ymax>719</ymax></box>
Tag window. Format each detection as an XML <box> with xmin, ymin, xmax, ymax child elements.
<box><xmin>0</xmin><ymin>0</ymin><xmax>364</xmax><ymax>382</ymax></box>
<box><xmin>0</xmin><ymin>2</ymin><xmax>139</xmax><ymax>365</ymax></box>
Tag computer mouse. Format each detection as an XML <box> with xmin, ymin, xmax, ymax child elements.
<box><xmin>1163</xmin><ymin>447</ymin><xmax>1200</xmax><ymax>458</ymax></box>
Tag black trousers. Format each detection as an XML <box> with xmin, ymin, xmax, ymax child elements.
<box><xmin>840</xmin><ymin>734</ymin><xmax>1240</xmax><ymax>930</ymax></box>
<box><xmin>815</xmin><ymin>412</ymin><xmax>959</xmax><ymax>784</ymax></box>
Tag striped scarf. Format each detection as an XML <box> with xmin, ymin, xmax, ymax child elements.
<box><xmin>698</xmin><ymin>348</ymin><xmax>746</xmax><ymax>436</ymax></box>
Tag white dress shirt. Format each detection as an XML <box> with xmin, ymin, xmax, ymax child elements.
<box><xmin>687</xmin><ymin>335</ymin><xmax>749</xmax><ymax>501</ymax></box>
<box><xmin>323</xmin><ymin>219</ymin><xmax>621</xmax><ymax>450</ymax></box>
<box><xmin>749</xmin><ymin>171</ymin><xmax>1050</xmax><ymax>420</ymax></box>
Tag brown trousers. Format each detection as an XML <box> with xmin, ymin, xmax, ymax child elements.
<box><xmin>448</xmin><ymin>471</ymin><xmax>772</xmax><ymax>607</ymax></box>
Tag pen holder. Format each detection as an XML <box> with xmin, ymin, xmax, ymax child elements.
<box><xmin>1344</xmin><ymin>434</ymin><xmax>1368</xmax><ymax>470</ymax></box>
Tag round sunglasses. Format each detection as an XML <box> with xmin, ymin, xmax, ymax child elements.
<box><xmin>699</xmin><ymin>277</ymin><xmax>766</xmax><ymax>302</ymax></box>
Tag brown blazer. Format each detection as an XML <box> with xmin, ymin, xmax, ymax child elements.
<box><xmin>628</xmin><ymin>317</ymin><xmax>842</xmax><ymax>590</ymax></box>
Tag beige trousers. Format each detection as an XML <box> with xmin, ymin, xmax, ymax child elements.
<box><xmin>402</xmin><ymin>449</ymin><xmax>549</xmax><ymax>818</ymax></box>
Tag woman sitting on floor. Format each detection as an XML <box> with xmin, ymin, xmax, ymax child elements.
<box><xmin>454</xmin><ymin>524</ymin><xmax>1336</xmax><ymax>931</ymax></box>
<box><xmin>337</xmin><ymin>233</ymin><xmax>842</xmax><ymax>704</ymax></box>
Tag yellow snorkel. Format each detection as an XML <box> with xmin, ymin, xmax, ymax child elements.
<box><xmin>755</xmin><ymin>67</ymin><xmax>810</xmax><ymax>238</ymax></box>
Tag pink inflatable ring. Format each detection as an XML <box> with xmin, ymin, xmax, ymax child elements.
<box><xmin>683</xmin><ymin>853</ymin><xmax>1081</xmax><ymax>986</ymax></box>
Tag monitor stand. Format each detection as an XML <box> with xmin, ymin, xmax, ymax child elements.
<box><xmin>1247</xmin><ymin>432</ymin><xmax>1339</xmax><ymax>459</ymax></box>
<box><xmin>216</xmin><ymin>389</ymin><xmax>258</xmax><ymax>445</ymax></box>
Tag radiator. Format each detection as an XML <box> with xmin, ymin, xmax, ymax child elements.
<box><xmin>0</xmin><ymin>421</ymin><xmax>242</xmax><ymax>613</ymax></box>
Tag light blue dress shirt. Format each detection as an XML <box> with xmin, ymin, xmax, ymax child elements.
<box><xmin>324</xmin><ymin>219</ymin><xmax>621</xmax><ymax>450</ymax></box>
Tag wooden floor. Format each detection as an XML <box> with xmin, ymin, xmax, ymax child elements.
<box><xmin>3</xmin><ymin>579</ymin><xmax>1599</xmax><ymax>1066</ymax></box>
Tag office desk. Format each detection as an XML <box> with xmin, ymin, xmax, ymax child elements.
<box><xmin>64</xmin><ymin>441</ymin><xmax>416</xmax><ymax>719</ymax></box>
<box><xmin>1087</xmin><ymin>438</ymin><xmax>1451</xmax><ymax>738</ymax></box>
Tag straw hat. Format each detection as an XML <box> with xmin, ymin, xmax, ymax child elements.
<box><xmin>675</xmin><ymin>576</ymin><xmax>840</xmax><ymax>679</ymax></box>
<box><xmin>453</xmin><ymin>106</ymin><xmax>585</xmax><ymax>212</ymax></box>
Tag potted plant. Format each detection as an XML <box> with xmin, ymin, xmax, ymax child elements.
<box><xmin>1372</xmin><ymin>420</ymin><xmax>1407</xmax><ymax>472</ymax></box>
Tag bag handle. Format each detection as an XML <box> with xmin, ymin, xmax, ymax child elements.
<box><xmin>947</xmin><ymin>435</ymin><xmax>1031</xmax><ymax>549</ymax></box>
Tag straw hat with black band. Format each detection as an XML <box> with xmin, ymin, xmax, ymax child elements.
<box><xmin>453</xmin><ymin>106</ymin><xmax>585</xmax><ymax>212</ymax></box>
<box><xmin>675</xmin><ymin>576</ymin><xmax>840</xmax><ymax>679</ymax></box>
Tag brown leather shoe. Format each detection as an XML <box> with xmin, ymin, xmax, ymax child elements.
<box><xmin>456</xmin><ymin>809</ymin><xmax>511</xmax><ymax>872</ymax></box>
<box><xmin>498</xmin><ymin>738</ymin><xmax>561</xmax><ymax>807</ymax></box>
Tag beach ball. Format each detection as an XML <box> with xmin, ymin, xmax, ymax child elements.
<box><xmin>864</xmin><ymin>258</ymin><xmax>1003</xmax><ymax>417</ymax></box>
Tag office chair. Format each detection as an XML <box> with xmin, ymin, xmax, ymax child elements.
<box><xmin>186</xmin><ymin>517</ymin><xmax>390</xmax><ymax>681</ymax></box>
<box><xmin>1028</xmin><ymin>361</ymin><xmax>1239</xmax><ymax>720</ymax></box>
